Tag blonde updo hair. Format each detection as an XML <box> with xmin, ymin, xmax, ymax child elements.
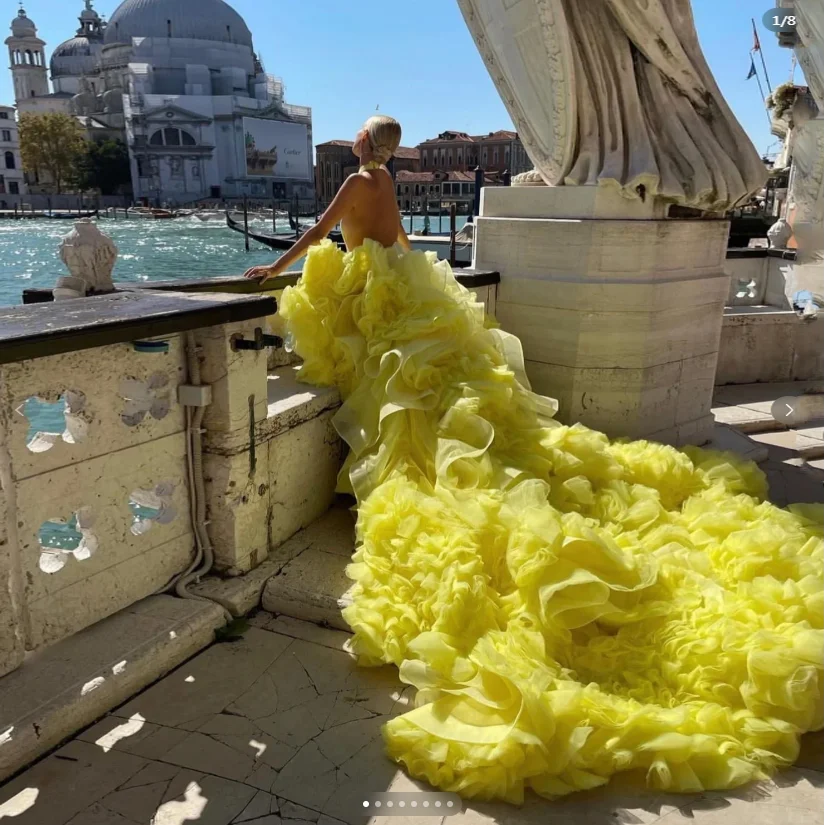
<box><xmin>364</xmin><ymin>115</ymin><xmax>402</xmax><ymax>164</ymax></box>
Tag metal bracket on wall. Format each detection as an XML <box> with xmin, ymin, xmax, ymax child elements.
<box><xmin>231</xmin><ymin>328</ymin><xmax>283</xmax><ymax>352</ymax></box>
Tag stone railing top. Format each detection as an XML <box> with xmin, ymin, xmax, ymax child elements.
<box><xmin>0</xmin><ymin>290</ymin><xmax>277</xmax><ymax>365</ymax></box>
<box><xmin>21</xmin><ymin>268</ymin><xmax>502</xmax><ymax>305</ymax></box>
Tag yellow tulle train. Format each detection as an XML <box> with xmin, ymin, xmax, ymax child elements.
<box><xmin>279</xmin><ymin>240</ymin><xmax>823</xmax><ymax>804</ymax></box>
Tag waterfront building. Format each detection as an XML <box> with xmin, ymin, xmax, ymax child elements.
<box><xmin>315</xmin><ymin>140</ymin><xmax>419</xmax><ymax>203</ymax></box>
<box><xmin>0</xmin><ymin>104</ymin><xmax>26</xmax><ymax>198</ymax></box>
<box><xmin>7</xmin><ymin>0</ymin><xmax>314</xmax><ymax>204</ymax></box>
<box><xmin>417</xmin><ymin>129</ymin><xmax>531</xmax><ymax>177</ymax></box>
<box><xmin>395</xmin><ymin>168</ymin><xmax>501</xmax><ymax>212</ymax></box>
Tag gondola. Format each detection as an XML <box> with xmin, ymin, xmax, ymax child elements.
<box><xmin>225</xmin><ymin>211</ymin><xmax>343</xmax><ymax>250</ymax></box>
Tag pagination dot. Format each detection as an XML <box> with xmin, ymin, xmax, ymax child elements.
<box><xmin>362</xmin><ymin>801</ymin><xmax>369</xmax><ymax>808</ymax></box>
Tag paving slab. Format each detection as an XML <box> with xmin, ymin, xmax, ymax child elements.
<box><xmin>749</xmin><ymin>429</ymin><xmax>824</xmax><ymax>461</ymax></box>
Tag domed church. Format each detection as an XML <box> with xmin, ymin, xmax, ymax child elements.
<box><xmin>7</xmin><ymin>0</ymin><xmax>314</xmax><ymax>203</ymax></box>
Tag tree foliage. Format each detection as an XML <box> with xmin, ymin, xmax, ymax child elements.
<box><xmin>18</xmin><ymin>112</ymin><xmax>86</xmax><ymax>194</ymax></box>
<box><xmin>71</xmin><ymin>139</ymin><xmax>132</xmax><ymax>195</ymax></box>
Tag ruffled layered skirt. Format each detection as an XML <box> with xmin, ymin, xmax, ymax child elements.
<box><xmin>279</xmin><ymin>240</ymin><xmax>823</xmax><ymax>804</ymax></box>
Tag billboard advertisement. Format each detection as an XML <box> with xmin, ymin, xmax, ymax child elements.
<box><xmin>243</xmin><ymin>118</ymin><xmax>310</xmax><ymax>181</ymax></box>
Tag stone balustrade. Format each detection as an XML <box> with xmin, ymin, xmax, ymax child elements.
<box><xmin>0</xmin><ymin>289</ymin><xmax>276</xmax><ymax>679</ymax></box>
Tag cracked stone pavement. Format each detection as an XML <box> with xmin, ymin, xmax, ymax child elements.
<box><xmin>0</xmin><ymin>614</ymin><xmax>821</xmax><ymax>825</ymax></box>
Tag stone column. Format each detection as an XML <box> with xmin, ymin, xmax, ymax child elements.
<box><xmin>474</xmin><ymin>186</ymin><xmax>728</xmax><ymax>444</ymax></box>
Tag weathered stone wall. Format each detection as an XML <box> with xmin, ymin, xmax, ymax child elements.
<box><xmin>0</xmin><ymin>337</ymin><xmax>192</xmax><ymax>672</ymax></box>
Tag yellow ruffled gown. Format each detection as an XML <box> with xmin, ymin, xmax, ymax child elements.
<box><xmin>279</xmin><ymin>238</ymin><xmax>823</xmax><ymax>804</ymax></box>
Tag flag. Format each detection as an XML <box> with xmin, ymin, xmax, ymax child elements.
<box><xmin>747</xmin><ymin>58</ymin><xmax>757</xmax><ymax>80</ymax></box>
<box><xmin>752</xmin><ymin>20</ymin><xmax>761</xmax><ymax>52</ymax></box>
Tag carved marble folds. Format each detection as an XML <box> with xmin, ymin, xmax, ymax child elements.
<box><xmin>457</xmin><ymin>0</ymin><xmax>767</xmax><ymax>211</ymax></box>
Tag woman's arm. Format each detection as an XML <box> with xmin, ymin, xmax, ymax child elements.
<box><xmin>244</xmin><ymin>175</ymin><xmax>362</xmax><ymax>282</ymax></box>
<box><xmin>397</xmin><ymin>219</ymin><xmax>411</xmax><ymax>252</ymax></box>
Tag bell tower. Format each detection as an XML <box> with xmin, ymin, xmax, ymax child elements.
<box><xmin>5</xmin><ymin>6</ymin><xmax>49</xmax><ymax>108</ymax></box>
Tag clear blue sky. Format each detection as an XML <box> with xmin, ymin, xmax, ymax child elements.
<box><xmin>2</xmin><ymin>0</ymin><xmax>799</xmax><ymax>158</ymax></box>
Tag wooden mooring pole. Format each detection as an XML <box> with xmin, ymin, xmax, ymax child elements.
<box><xmin>243</xmin><ymin>195</ymin><xmax>250</xmax><ymax>252</ymax></box>
<box><xmin>449</xmin><ymin>203</ymin><xmax>457</xmax><ymax>267</ymax></box>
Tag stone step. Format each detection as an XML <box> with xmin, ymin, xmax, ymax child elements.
<box><xmin>749</xmin><ymin>426</ymin><xmax>825</xmax><ymax>461</ymax></box>
<box><xmin>261</xmin><ymin>505</ymin><xmax>355</xmax><ymax>632</ymax></box>
<box><xmin>265</xmin><ymin>364</ymin><xmax>340</xmax><ymax>435</ymax></box>
<box><xmin>0</xmin><ymin>595</ymin><xmax>225</xmax><ymax>783</ymax></box>
<box><xmin>193</xmin><ymin>502</ymin><xmax>355</xmax><ymax>620</ymax></box>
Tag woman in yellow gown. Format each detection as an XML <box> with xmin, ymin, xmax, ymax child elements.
<box><xmin>244</xmin><ymin>117</ymin><xmax>823</xmax><ymax>804</ymax></box>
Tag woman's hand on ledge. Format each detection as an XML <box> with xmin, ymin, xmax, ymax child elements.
<box><xmin>243</xmin><ymin>264</ymin><xmax>277</xmax><ymax>283</ymax></box>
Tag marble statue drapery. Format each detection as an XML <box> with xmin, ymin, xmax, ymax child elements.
<box><xmin>457</xmin><ymin>0</ymin><xmax>768</xmax><ymax>212</ymax></box>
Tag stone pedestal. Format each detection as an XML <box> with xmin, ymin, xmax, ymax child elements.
<box><xmin>474</xmin><ymin>186</ymin><xmax>730</xmax><ymax>445</ymax></box>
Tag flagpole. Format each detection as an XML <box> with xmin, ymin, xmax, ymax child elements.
<box><xmin>753</xmin><ymin>65</ymin><xmax>772</xmax><ymax>128</ymax></box>
<box><xmin>752</xmin><ymin>18</ymin><xmax>773</xmax><ymax>93</ymax></box>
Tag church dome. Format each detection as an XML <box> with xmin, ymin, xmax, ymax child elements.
<box><xmin>11</xmin><ymin>8</ymin><xmax>36</xmax><ymax>38</ymax></box>
<box><xmin>103</xmin><ymin>0</ymin><xmax>253</xmax><ymax>48</ymax></box>
<box><xmin>53</xmin><ymin>36</ymin><xmax>93</xmax><ymax>59</ymax></box>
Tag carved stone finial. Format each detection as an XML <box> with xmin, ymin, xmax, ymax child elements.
<box><xmin>56</xmin><ymin>220</ymin><xmax>117</xmax><ymax>298</ymax></box>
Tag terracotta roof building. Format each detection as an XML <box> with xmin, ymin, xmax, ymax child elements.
<box><xmin>394</xmin><ymin>168</ymin><xmax>501</xmax><ymax>212</ymax></box>
<box><xmin>315</xmin><ymin>140</ymin><xmax>420</xmax><ymax>202</ymax></box>
<box><xmin>417</xmin><ymin>129</ymin><xmax>530</xmax><ymax>176</ymax></box>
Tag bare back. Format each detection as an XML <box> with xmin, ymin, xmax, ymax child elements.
<box><xmin>340</xmin><ymin>168</ymin><xmax>402</xmax><ymax>250</ymax></box>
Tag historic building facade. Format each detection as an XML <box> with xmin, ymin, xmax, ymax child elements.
<box><xmin>7</xmin><ymin>0</ymin><xmax>315</xmax><ymax>204</ymax></box>
<box><xmin>315</xmin><ymin>140</ymin><xmax>419</xmax><ymax>203</ymax></box>
<box><xmin>417</xmin><ymin>129</ymin><xmax>530</xmax><ymax>177</ymax></box>
<box><xmin>0</xmin><ymin>105</ymin><xmax>26</xmax><ymax>198</ymax></box>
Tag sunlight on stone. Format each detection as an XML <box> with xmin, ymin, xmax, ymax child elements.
<box><xmin>735</xmin><ymin>278</ymin><xmax>758</xmax><ymax>299</ymax></box>
<box><xmin>112</xmin><ymin>660</ymin><xmax>127</xmax><ymax>675</ymax></box>
<box><xmin>184</xmin><ymin>675</ymin><xmax>195</xmax><ymax>683</ymax></box>
<box><xmin>0</xmin><ymin>728</ymin><xmax>12</xmax><ymax>746</ymax></box>
<box><xmin>0</xmin><ymin>788</ymin><xmax>38</xmax><ymax>819</ymax></box>
<box><xmin>249</xmin><ymin>739</ymin><xmax>267</xmax><ymax>759</ymax></box>
<box><xmin>152</xmin><ymin>781</ymin><xmax>207</xmax><ymax>825</ymax></box>
<box><xmin>81</xmin><ymin>676</ymin><xmax>105</xmax><ymax>696</ymax></box>
<box><xmin>94</xmin><ymin>713</ymin><xmax>146</xmax><ymax>754</ymax></box>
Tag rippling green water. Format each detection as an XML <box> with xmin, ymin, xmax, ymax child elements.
<box><xmin>0</xmin><ymin>214</ymin><xmax>466</xmax><ymax>306</ymax></box>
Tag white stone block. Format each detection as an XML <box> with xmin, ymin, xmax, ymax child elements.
<box><xmin>676</xmin><ymin>354</ymin><xmax>720</xmax><ymax>426</ymax></box>
<box><xmin>204</xmin><ymin>446</ymin><xmax>270</xmax><ymax>576</ymax></box>
<box><xmin>497</xmin><ymin>272</ymin><xmax>729</xmax><ymax>314</ymax></box>
<box><xmin>474</xmin><ymin>217</ymin><xmax>729</xmax><ymax>280</ymax></box>
<box><xmin>195</xmin><ymin>320</ymin><xmax>268</xmax><ymax>435</ymax></box>
<box><xmin>269</xmin><ymin>409</ymin><xmax>342</xmax><ymax>553</ymax></box>
<box><xmin>716</xmin><ymin>309</ymin><xmax>813</xmax><ymax>385</ymax></box>
<box><xmin>526</xmin><ymin>360</ymin><xmax>681</xmax><ymax>438</ymax></box>
<box><xmin>481</xmin><ymin>184</ymin><xmax>669</xmax><ymax>220</ymax></box>
<box><xmin>495</xmin><ymin>300</ymin><xmax>723</xmax><ymax>370</ymax></box>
